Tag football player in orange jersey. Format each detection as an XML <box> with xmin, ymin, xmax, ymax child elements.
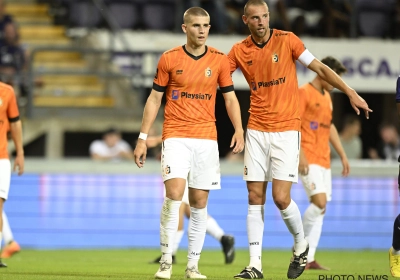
<box><xmin>298</xmin><ymin>56</ymin><xmax>349</xmax><ymax>271</ymax></box>
<box><xmin>134</xmin><ymin>6</ymin><xmax>244</xmax><ymax>279</ymax></box>
<box><xmin>0</xmin><ymin>82</ymin><xmax>24</xmax><ymax>267</ymax></box>
<box><xmin>228</xmin><ymin>1</ymin><xmax>371</xmax><ymax>279</ymax></box>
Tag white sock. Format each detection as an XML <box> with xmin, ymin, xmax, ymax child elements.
<box><xmin>247</xmin><ymin>205</ymin><xmax>264</xmax><ymax>272</ymax></box>
<box><xmin>302</xmin><ymin>203</ymin><xmax>325</xmax><ymax>262</ymax></box>
<box><xmin>206</xmin><ymin>215</ymin><xmax>224</xmax><ymax>241</ymax></box>
<box><xmin>280</xmin><ymin>199</ymin><xmax>307</xmax><ymax>254</ymax></box>
<box><xmin>187</xmin><ymin>207</ymin><xmax>207</xmax><ymax>269</ymax></box>
<box><xmin>160</xmin><ymin>197</ymin><xmax>182</xmax><ymax>263</ymax></box>
<box><xmin>2</xmin><ymin>211</ymin><xmax>14</xmax><ymax>245</ymax></box>
<box><xmin>172</xmin><ymin>230</ymin><xmax>184</xmax><ymax>255</ymax></box>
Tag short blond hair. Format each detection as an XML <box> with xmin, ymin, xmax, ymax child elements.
<box><xmin>183</xmin><ymin>7</ymin><xmax>210</xmax><ymax>24</ymax></box>
<box><xmin>244</xmin><ymin>0</ymin><xmax>268</xmax><ymax>16</ymax></box>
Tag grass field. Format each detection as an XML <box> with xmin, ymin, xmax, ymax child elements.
<box><xmin>0</xmin><ymin>249</ymin><xmax>393</xmax><ymax>280</ymax></box>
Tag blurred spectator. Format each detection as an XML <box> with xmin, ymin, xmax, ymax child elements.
<box><xmin>89</xmin><ymin>128</ymin><xmax>133</xmax><ymax>161</ymax></box>
<box><xmin>368</xmin><ymin>122</ymin><xmax>400</xmax><ymax>160</ymax></box>
<box><xmin>354</xmin><ymin>0</ymin><xmax>397</xmax><ymax>38</ymax></box>
<box><xmin>331</xmin><ymin>115</ymin><xmax>362</xmax><ymax>159</ymax></box>
<box><xmin>0</xmin><ymin>0</ymin><xmax>13</xmax><ymax>44</ymax></box>
<box><xmin>0</xmin><ymin>23</ymin><xmax>26</xmax><ymax>86</ymax></box>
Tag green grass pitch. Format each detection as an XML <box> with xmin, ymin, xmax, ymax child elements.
<box><xmin>0</xmin><ymin>249</ymin><xmax>393</xmax><ymax>279</ymax></box>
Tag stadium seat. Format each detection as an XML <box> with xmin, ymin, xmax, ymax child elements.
<box><xmin>107</xmin><ymin>2</ymin><xmax>139</xmax><ymax>29</ymax></box>
<box><xmin>68</xmin><ymin>1</ymin><xmax>102</xmax><ymax>28</ymax></box>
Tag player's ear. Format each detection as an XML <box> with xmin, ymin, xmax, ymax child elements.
<box><xmin>181</xmin><ymin>24</ymin><xmax>187</xmax><ymax>34</ymax></box>
<box><xmin>242</xmin><ymin>15</ymin><xmax>247</xmax><ymax>25</ymax></box>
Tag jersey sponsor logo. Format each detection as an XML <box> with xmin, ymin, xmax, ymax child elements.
<box><xmin>272</xmin><ymin>53</ymin><xmax>279</xmax><ymax>63</ymax></box>
<box><xmin>246</xmin><ymin>60</ymin><xmax>253</xmax><ymax>66</ymax></box>
<box><xmin>257</xmin><ymin>77</ymin><xmax>286</xmax><ymax>88</ymax></box>
<box><xmin>310</xmin><ymin>121</ymin><xmax>318</xmax><ymax>130</ymax></box>
<box><xmin>205</xmin><ymin>67</ymin><xmax>212</xmax><ymax>77</ymax></box>
<box><xmin>251</xmin><ymin>81</ymin><xmax>256</xmax><ymax>90</ymax></box>
<box><xmin>176</xmin><ymin>69</ymin><xmax>183</xmax><ymax>75</ymax></box>
<box><xmin>181</xmin><ymin>92</ymin><xmax>212</xmax><ymax>100</ymax></box>
<box><xmin>172</xmin><ymin>90</ymin><xmax>179</xmax><ymax>100</ymax></box>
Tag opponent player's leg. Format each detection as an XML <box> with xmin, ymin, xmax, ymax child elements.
<box><xmin>301</xmin><ymin>165</ymin><xmax>330</xmax><ymax>270</ymax></box>
<box><xmin>1</xmin><ymin>211</ymin><xmax>20</xmax><ymax>259</ymax></box>
<box><xmin>270</xmin><ymin>131</ymin><xmax>307</xmax><ymax>279</ymax></box>
<box><xmin>234</xmin><ymin>129</ymin><xmax>267</xmax><ymax>279</ymax></box>
<box><xmin>0</xmin><ymin>159</ymin><xmax>11</xmax><ymax>267</ymax></box>
<box><xmin>390</xmin><ymin>214</ymin><xmax>400</xmax><ymax>277</ymax></box>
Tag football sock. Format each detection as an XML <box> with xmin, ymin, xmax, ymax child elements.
<box><xmin>2</xmin><ymin>211</ymin><xmax>13</xmax><ymax>245</ymax></box>
<box><xmin>392</xmin><ymin>214</ymin><xmax>400</xmax><ymax>254</ymax></box>
<box><xmin>247</xmin><ymin>205</ymin><xmax>264</xmax><ymax>272</ymax></box>
<box><xmin>160</xmin><ymin>197</ymin><xmax>182</xmax><ymax>263</ymax></box>
<box><xmin>280</xmin><ymin>199</ymin><xmax>308</xmax><ymax>254</ymax></box>
<box><xmin>302</xmin><ymin>203</ymin><xmax>325</xmax><ymax>262</ymax></box>
<box><xmin>187</xmin><ymin>207</ymin><xmax>207</xmax><ymax>269</ymax></box>
<box><xmin>172</xmin><ymin>230</ymin><xmax>184</xmax><ymax>255</ymax></box>
<box><xmin>206</xmin><ymin>215</ymin><xmax>224</xmax><ymax>241</ymax></box>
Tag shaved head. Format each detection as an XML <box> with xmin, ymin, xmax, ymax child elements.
<box><xmin>183</xmin><ymin>7</ymin><xmax>210</xmax><ymax>24</ymax></box>
<box><xmin>244</xmin><ymin>0</ymin><xmax>268</xmax><ymax>16</ymax></box>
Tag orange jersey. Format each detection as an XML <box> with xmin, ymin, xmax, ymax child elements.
<box><xmin>153</xmin><ymin>45</ymin><xmax>234</xmax><ymax>141</ymax></box>
<box><xmin>299</xmin><ymin>83</ymin><xmax>332</xmax><ymax>168</ymax></box>
<box><xmin>228</xmin><ymin>29</ymin><xmax>306</xmax><ymax>132</ymax></box>
<box><xmin>0</xmin><ymin>82</ymin><xmax>19</xmax><ymax>159</ymax></box>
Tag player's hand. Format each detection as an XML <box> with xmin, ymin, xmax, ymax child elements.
<box><xmin>298</xmin><ymin>156</ymin><xmax>309</xmax><ymax>175</ymax></box>
<box><xmin>13</xmin><ymin>154</ymin><xmax>24</xmax><ymax>176</ymax></box>
<box><xmin>134</xmin><ymin>140</ymin><xmax>147</xmax><ymax>168</ymax></box>
<box><xmin>230</xmin><ymin>129</ymin><xmax>244</xmax><ymax>154</ymax></box>
<box><xmin>341</xmin><ymin>156</ymin><xmax>350</xmax><ymax>177</ymax></box>
<box><xmin>348</xmin><ymin>91</ymin><xmax>372</xmax><ymax>119</ymax></box>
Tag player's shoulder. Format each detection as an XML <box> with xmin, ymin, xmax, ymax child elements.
<box><xmin>162</xmin><ymin>46</ymin><xmax>182</xmax><ymax>56</ymax></box>
<box><xmin>0</xmin><ymin>82</ymin><xmax>15</xmax><ymax>95</ymax></box>
<box><xmin>231</xmin><ymin>35</ymin><xmax>252</xmax><ymax>50</ymax></box>
<box><xmin>207</xmin><ymin>46</ymin><xmax>227</xmax><ymax>58</ymax></box>
<box><xmin>298</xmin><ymin>83</ymin><xmax>312</xmax><ymax>94</ymax></box>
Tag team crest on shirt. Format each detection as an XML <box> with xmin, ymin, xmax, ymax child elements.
<box><xmin>272</xmin><ymin>53</ymin><xmax>279</xmax><ymax>63</ymax></box>
<box><xmin>205</xmin><ymin>67</ymin><xmax>212</xmax><ymax>77</ymax></box>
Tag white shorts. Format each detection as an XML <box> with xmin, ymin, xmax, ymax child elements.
<box><xmin>243</xmin><ymin>129</ymin><xmax>300</xmax><ymax>182</ymax></box>
<box><xmin>161</xmin><ymin>138</ymin><xmax>221</xmax><ymax>190</ymax></box>
<box><xmin>300</xmin><ymin>164</ymin><xmax>332</xmax><ymax>201</ymax></box>
<box><xmin>0</xmin><ymin>159</ymin><xmax>11</xmax><ymax>200</ymax></box>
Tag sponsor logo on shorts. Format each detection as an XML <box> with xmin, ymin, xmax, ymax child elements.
<box><xmin>310</xmin><ymin>182</ymin><xmax>316</xmax><ymax>190</ymax></box>
<box><xmin>212</xmin><ymin>182</ymin><xmax>218</xmax><ymax>185</ymax></box>
<box><xmin>172</xmin><ymin>90</ymin><xmax>179</xmax><ymax>100</ymax></box>
<box><xmin>244</xmin><ymin>166</ymin><xmax>248</xmax><ymax>175</ymax></box>
<box><xmin>289</xmin><ymin>174</ymin><xmax>295</xmax><ymax>178</ymax></box>
<box><xmin>164</xmin><ymin>165</ymin><xmax>171</xmax><ymax>175</ymax></box>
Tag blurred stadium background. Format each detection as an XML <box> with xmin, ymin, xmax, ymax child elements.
<box><xmin>2</xmin><ymin>0</ymin><xmax>400</xmax><ymax>254</ymax></box>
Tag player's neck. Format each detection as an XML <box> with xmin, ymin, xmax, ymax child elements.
<box><xmin>251</xmin><ymin>28</ymin><xmax>271</xmax><ymax>45</ymax></box>
<box><xmin>309</xmin><ymin>79</ymin><xmax>324</xmax><ymax>94</ymax></box>
<box><xmin>184</xmin><ymin>43</ymin><xmax>206</xmax><ymax>57</ymax></box>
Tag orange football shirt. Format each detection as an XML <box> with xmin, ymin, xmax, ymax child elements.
<box><xmin>0</xmin><ymin>82</ymin><xmax>19</xmax><ymax>159</ymax></box>
<box><xmin>228</xmin><ymin>29</ymin><xmax>306</xmax><ymax>132</ymax></box>
<box><xmin>299</xmin><ymin>83</ymin><xmax>332</xmax><ymax>168</ymax></box>
<box><xmin>153</xmin><ymin>45</ymin><xmax>234</xmax><ymax>141</ymax></box>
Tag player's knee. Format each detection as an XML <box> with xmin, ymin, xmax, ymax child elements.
<box><xmin>272</xmin><ymin>195</ymin><xmax>290</xmax><ymax>210</ymax></box>
<box><xmin>248</xmin><ymin>191</ymin><xmax>264</xmax><ymax>204</ymax></box>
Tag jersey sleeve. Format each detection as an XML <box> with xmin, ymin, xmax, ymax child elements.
<box><xmin>227</xmin><ymin>46</ymin><xmax>239</xmax><ymax>75</ymax></box>
<box><xmin>289</xmin><ymin>32</ymin><xmax>306</xmax><ymax>61</ymax></box>
<box><xmin>218</xmin><ymin>55</ymin><xmax>234</xmax><ymax>93</ymax></box>
<box><xmin>298</xmin><ymin>87</ymin><xmax>309</xmax><ymax>117</ymax></box>
<box><xmin>153</xmin><ymin>53</ymin><xmax>170</xmax><ymax>92</ymax></box>
<box><xmin>7</xmin><ymin>88</ymin><xmax>19</xmax><ymax>121</ymax></box>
